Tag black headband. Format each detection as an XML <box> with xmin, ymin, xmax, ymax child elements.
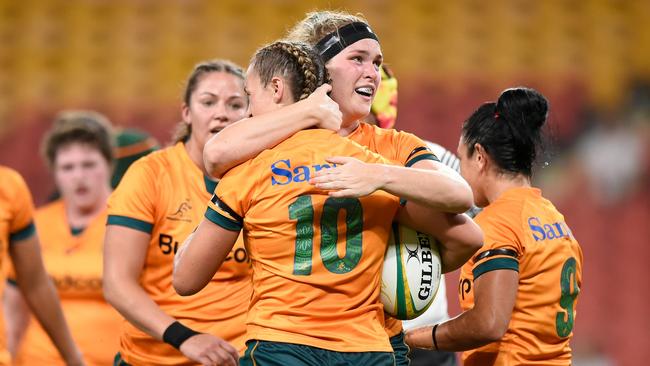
<box><xmin>315</xmin><ymin>22</ymin><xmax>379</xmax><ymax>62</ymax></box>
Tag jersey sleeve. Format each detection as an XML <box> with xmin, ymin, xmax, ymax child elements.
<box><xmin>396</xmin><ymin>131</ymin><xmax>439</xmax><ymax>167</ymax></box>
<box><xmin>205</xmin><ymin>161</ymin><xmax>256</xmax><ymax>232</ymax></box>
<box><xmin>356</xmin><ymin>142</ymin><xmax>397</xmax><ymax>166</ymax></box>
<box><xmin>7</xmin><ymin>169</ymin><xmax>36</xmax><ymax>243</ymax></box>
<box><xmin>106</xmin><ymin>159</ymin><xmax>156</xmax><ymax>234</ymax></box>
<box><xmin>425</xmin><ymin>141</ymin><xmax>460</xmax><ymax>173</ymax></box>
<box><xmin>471</xmin><ymin>213</ymin><xmax>524</xmax><ymax>280</ymax></box>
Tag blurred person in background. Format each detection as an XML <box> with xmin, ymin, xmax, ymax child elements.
<box><xmin>202</xmin><ymin>10</ymin><xmax>479</xmax><ymax>366</ymax></box>
<box><xmin>111</xmin><ymin>128</ymin><xmax>160</xmax><ymax>189</ymax></box>
<box><xmin>405</xmin><ymin>87</ymin><xmax>583</xmax><ymax>366</ymax></box>
<box><xmin>364</xmin><ymin>65</ymin><xmax>460</xmax><ymax>366</ymax></box>
<box><xmin>45</xmin><ymin>127</ymin><xmax>159</xmax><ymax>202</ymax></box>
<box><xmin>0</xmin><ymin>165</ymin><xmax>84</xmax><ymax>366</ymax></box>
<box><xmin>4</xmin><ymin>111</ymin><xmax>120</xmax><ymax>365</ymax></box>
<box><xmin>573</xmin><ymin>89</ymin><xmax>648</xmax><ymax>205</ymax></box>
<box><xmin>103</xmin><ymin>59</ymin><xmax>251</xmax><ymax>366</ymax></box>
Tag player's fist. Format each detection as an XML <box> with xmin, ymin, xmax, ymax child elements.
<box><xmin>306</xmin><ymin>84</ymin><xmax>342</xmax><ymax>132</ymax></box>
<box><xmin>179</xmin><ymin>334</ymin><xmax>239</xmax><ymax>366</ymax></box>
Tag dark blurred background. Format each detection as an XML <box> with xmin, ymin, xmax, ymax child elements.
<box><xmin>0</xmin><ymin>1</ymin><xmax>647</xmax><ymax>365</ymax></box>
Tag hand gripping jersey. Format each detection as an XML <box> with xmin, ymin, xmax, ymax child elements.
<box><xmin>206</xmin><ymin>129</ymin><xmax>401</xmax><ymax>353</ymax></box>
<box><xmin>11</xmin><ymin>200</ymin><xmax>120</xmax><ymax>365</ymax></box>
<box><xmin>348</xmin><ymin>122</ymin><xmax>439</xmax><ymax>337</ymax></box>
<box><xmin>459</xmin><ymin>187</ymin><xmax>583</xmax><ymax>365</ymax></box>
<box><xmin>107</xmin><ymin>143</ymin><xmax>252</xmax><ymax>365</ymax></box>
<box><xmin>0</xmin><ymin>166</ymin><xmax>37</xmax><ymax>366</ymax></box>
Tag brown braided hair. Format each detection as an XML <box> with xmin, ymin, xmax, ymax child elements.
<box><xmin>250</xmin><ymin>41</ymin><xmax>328</xmax><ymax>102</ymax></box>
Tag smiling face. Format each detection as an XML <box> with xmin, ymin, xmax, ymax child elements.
<box><xmin>325</xmin><ymin>38</ymin><xmax>383</xmax><ymax>127</ymax></box>
<box><xmin>54</xmin><ymin>142</ymin><xmax>111</xmax><ymax>212</ymax></box>
<box><xmin>182</xmin><ymin>71</ymin><xmax>248</xmax><ymax>150</ymax></box>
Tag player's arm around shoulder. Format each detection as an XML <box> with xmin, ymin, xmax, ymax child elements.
<box><xmin>204</xmin><ymin>84</ymin><xmax>341</xmax><ymax>179</ymax></box>
<box><xmin>407</xmin><ymin>158</ymin><xmax>474</xmax><ymax>213</ymax></box>
<box><xmin>310</xmin><ymin>156</ymin><xmax>474</xmax><ymax>213</ymax></box>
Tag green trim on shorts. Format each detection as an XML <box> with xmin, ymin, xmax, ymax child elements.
<box><xmin>113</xmin><ymin>353</ymin><xmax>131</xmax><ymax>366</ymax></box>
<box><xmin>241</xmin><ymin>340</ymin><xmax>396</xmax><ymax>366</ymax></box>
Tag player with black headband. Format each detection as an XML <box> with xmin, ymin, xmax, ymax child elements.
<box><xmin>203</xmin><ymin>10</ymin><xmax>483</xmax><ymax>366</ymax></box>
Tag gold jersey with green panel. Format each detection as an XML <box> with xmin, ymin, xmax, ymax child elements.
<box><xmin>0</xmin><ymin>166</ymin><xmax>38</xmax><ymax>366</ymax></box>
<box><xmin>348</xmin><ymin>122</ymin><xmax>440</xmax><ymax>337</ymax></box>
<box><xmin>459</xmin><ymin>187</ymin><xmax>583</xmax><ymax>365</ymax></box>
<box><xmin>13</xmin><ymin>200</ymin><xmax>120</xmax><ymax>366</ymax></box>
<box><xmin>107</xmin><ymin>142</ymin><xmax>252</xmax><ymax>365</ymax></box>
<box><xmin>207</xmin><ymin>129</ymin><xmax>404</xmax><ymax>353</ymax></box>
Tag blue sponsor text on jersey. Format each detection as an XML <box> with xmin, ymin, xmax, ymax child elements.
<box><xmin>528</xmin><ymin>216</ymin><xmax>574</xmax><ymax>241</ymax></box>
<box><xmin>271</xmin><ymin>159</ymin><xmax>338</xmax><ymax>186</ymax></box>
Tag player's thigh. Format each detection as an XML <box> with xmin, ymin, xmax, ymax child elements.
<box><xmin>240</xmin><ymin>340</ymin><xmax>322</xmax><ymax>366</ymax></box>
<box><xmin>240</xmin><ymin>340</ymin><xmax>395</xmax><ymax>366</ymax></box>
<box><xmin>390</xmin><ymin>332</ymin><xmax>410</xmax><ymax>366</ymax></box>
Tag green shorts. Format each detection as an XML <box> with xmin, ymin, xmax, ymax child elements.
<box><xmin>240</xmin><ymin>340</ymin><xmax>396</xmax><ymax>366</ymax></box>
<box><xmin>390</xmin><ymin>332</ymin><xmax>411</xmax><ymax>366</ymax></box>
<box><xmin>113</xmin><ymin>353</ymin><xmax>130</xmax><ymax>366</ymax></box>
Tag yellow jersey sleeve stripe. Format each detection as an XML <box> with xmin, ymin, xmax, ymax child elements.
<box><xmin>473</xmin><ymin>257</ymin><xmax>519</xmax><ymax>279</ymax></box>
<box><xmin>205</xmin><ymin>207</ymin><xmax>242</xmax><ymax>232</ymax></box>
<box><xmin>405</xmin><ymin>153</ymin><xmax>439</xmax><ymax>167</ymax></box>
<box><xmin>9</xmin><ymin>221</ymin><xmax>35</xmax><ymax>242</ymax></box>
<box><xmin>106</xmin><ymin>215</ymin><xmax>154</xmax><ymax>233</ymax></box>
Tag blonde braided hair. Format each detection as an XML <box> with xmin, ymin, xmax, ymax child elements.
<box><xmin>250</xmin><ymin>41</ymin><xmax>328</xmax><ymax>102</ymax></box>
<box><xmin>285</xmin><ymin>11</ymin><xmax>368</xmax><ymax>47</ymax></box>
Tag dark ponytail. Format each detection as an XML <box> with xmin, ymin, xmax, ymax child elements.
<box><xmin>462</xmin><ymin>87</ymin><xmax>549</xmax><ymax>177</ymax></box>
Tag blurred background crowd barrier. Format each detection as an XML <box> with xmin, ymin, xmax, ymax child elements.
<box><xmin>0</xmin><ymin>1</ymin><xmax>647</xmax><ymax>365</ymax></box>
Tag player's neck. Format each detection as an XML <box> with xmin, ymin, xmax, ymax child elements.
<box><xmin>485</xmin><ymin>174</ymin><xmax>531</xmax><ymax>204</ymax></box>
<box><xmin>338</xmin><ymin>120</ymin><xmax>361</xmax><ymax>137</ymax></box>
<box><xmin>183</xmin><ymin>138</ymin><xmax>209</xmax><ymax>176</ymax></box>
<box><xmin>65</xmin><ymin>189</ymin><xmax>110</xmax><ymax>228</ymax></box>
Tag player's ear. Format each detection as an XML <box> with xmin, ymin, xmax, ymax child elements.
<box><xmin>181</xmin><ymin>103</ymin><xmax>191</xmax><ymax>124</ymax></box>
<box><xmin>271</xmin><ymin>76</ymin><xmax>284</xmax><ymax>104</ymax></box>
<box><xmin>474</xmin><ymin>143</ymin><xmax>489</xmax><ymax>172</ymax></box>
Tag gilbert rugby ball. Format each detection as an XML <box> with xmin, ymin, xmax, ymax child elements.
<box><xmin>380</xmin><ymin>222</ymin><xmax>442</xmax><ymax>320</ymax></box>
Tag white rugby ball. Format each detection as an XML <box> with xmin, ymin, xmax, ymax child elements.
<box><xmin>380</xmin><ymin>222</ymin><xmax>442</xmax><ymax>320</ymax></box>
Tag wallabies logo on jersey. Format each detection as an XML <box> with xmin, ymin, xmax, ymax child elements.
<box><xmin>167</xmin><ymin>198</ymin><xmax>192</xmax><ymax>222</ymax></box>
